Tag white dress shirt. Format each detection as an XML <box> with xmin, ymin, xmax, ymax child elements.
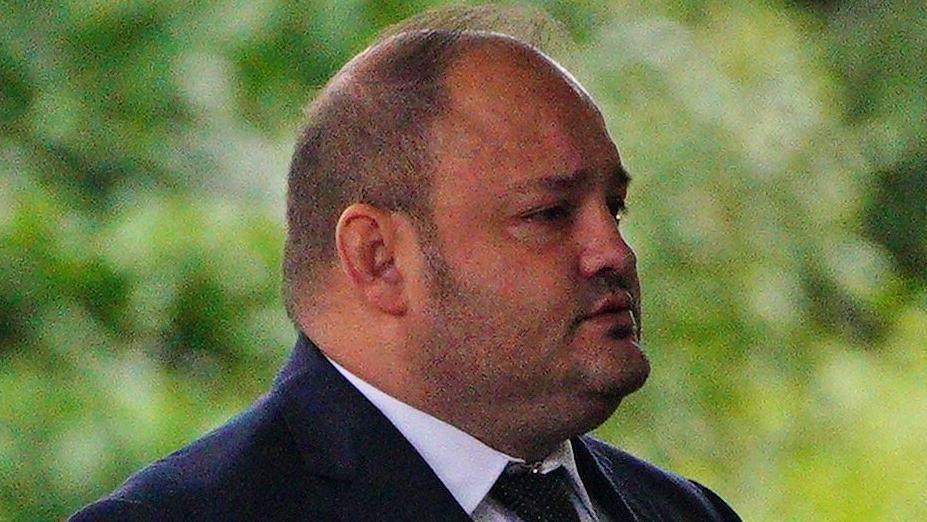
<box><xmin>327</xmin><ymin>357</ymin><xmax>611</xmax><ymax>521</ymax></box>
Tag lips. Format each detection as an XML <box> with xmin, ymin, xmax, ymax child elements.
<box><xmin>583</xmin><ymin>292</ymin><xmax>635</xmax><ymax>320</ymax></box>
<box><xmin>581</xmin><ymin>292</ymin><xmax>639</xmax><ymax>338</ymax></box>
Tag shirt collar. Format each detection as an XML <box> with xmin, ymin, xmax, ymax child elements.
<box><xmin>327</xmin><ymin>357</ymin><xmax>593</xmax><ymax>515</ymax></box>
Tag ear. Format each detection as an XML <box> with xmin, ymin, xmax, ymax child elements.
<box><xmin>335</xmin><ymin>203</ymin><xmax>407</xmax><ymax>315</ymax></box>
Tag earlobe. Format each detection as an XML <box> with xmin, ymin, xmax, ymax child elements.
<box><xmin>335</xmin><ymin>204</ymin><xmax>407</xmax><ymax>315</ymax></box>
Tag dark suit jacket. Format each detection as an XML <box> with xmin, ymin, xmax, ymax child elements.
<box><xmin>72</xmin><ymin>334</ymin><xmax>740</xmax><ymax>521</ymax></box>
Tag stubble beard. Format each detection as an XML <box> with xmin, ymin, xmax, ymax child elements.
<box><xmin>410</xmin><ymin>223</ymin><xmax>647</xmax><ymax>448</ymax></box>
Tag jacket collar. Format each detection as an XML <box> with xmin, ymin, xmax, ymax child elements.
<box><xmin>573</xmin><ymin>435</ymin><xmax>639</xmax><ymax>521</ymax></box>
<box><xmin>273</xmin><ymin>333</ymin><xmax>472</xmax><ymax>521</ymax></box>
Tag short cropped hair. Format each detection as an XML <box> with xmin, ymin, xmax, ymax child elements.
<box><xmin>282</xmin><ymin>6</ymin><xmax>564</xmax><ymax>320</ymax></box>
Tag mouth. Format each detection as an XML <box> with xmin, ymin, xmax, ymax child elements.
<box><xmin>571</xmin><ymin>290</ymin><xmax>640</xmax><ymax>343</ymax></box>
<box><xmin>583</xmin><ymin>309</ymin><xmax>639</xmax><ymax>340</ymax></box>
<box><xmin>607</xmin><ymin>320</ymin><xmax>638</xmax><ymax>341</ymax></box>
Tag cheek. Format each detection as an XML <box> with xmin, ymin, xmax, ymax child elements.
<box><xmin>444</xmin><ymin>227</ymin><xmax>579</xmax><ymax>324</ymax></box>
<box><xmin>463</xmin><ymin>251</ymin><xmax>574</xmax><ymax>306</ymax></box>
<box><xmin>480</xmin><ymin>257</ymin><xmax>578</xmax><ymax>339</ymax></box>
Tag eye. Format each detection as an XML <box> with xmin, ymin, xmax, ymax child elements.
<box><xmin>523</xmin><ymin>203</ymin><xmax>574</xmax><ymax>223</ymax></box>
<box><xmin>608</xmin><ymin>199</ymin><xmax>628</xmax><ymax>222</ymax></box>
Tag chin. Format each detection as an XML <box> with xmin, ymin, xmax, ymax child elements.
<box><xmin>611</xmin><ymin>332</ymin><xmax>651</xmax><ymax>387</ymax></box>
<box><xmin>619</xmin><ymin>352</ymin><xmax>651</xmax><ymax>393</ymax></box>
<box><xmin>540</xmin><ymin>363</ymin><xmax>650</xmax><ymax>442</ymax></box>
<box><xmin>583</xmin><ymin>352</ymin><xmax>651</xmax><ymax>418</ymax></box>
<box><xmin>585</xmin><ymin>386</ymin><xmax>644</xmax><ymax>429</ymax></box>
<box><xmin>572</xmin><ymin>321</ymin><xmax>650</xmax><ymax>396</ymax></box>
<box><xmin>588</xmin><ymin>334</ymin><xmax>650</xmax><ymax>386</ymax></box>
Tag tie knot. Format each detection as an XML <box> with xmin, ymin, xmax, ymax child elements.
<box><xmin>489</xmin><ymin>463</ymin><xmax>580</xmax><ymax>522</ymax></box>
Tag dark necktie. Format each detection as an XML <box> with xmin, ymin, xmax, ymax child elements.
<box><xmin>489</xmin><ymin>463</ymin><xmax>581</xmax><ymax>522</ymax></box>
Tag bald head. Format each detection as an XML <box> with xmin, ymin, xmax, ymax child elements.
<box><xmin>433</xmin><ymin>36</ymin><xmax>606</xmax><ymax>185</ymax></box>
<box><xmin>282</xmin><ymin>29</ymin><xmax>592</xmax><ymax>324</ymax></box>
<box><xmin>444</xmin><ymin>35</ymin><xmax>595</xmax><ymax>114</ymax></box>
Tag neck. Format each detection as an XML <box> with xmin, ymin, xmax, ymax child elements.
<box><xmin>404</xmin><ymin>381</ymin><xmax>583</xmax><ymax>462</ymax></box>
<box><xmin>323</xmin><ymin>349</ymin><xmax>567</xmax><ymax>461</ymax></box>
<box><xmin>302</xmin><ymin>319</ymin><xmax>601</xmax><ymax>462</ymax></box>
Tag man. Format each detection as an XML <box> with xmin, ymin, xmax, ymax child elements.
<box><xmin>73</xmin><ymin>14</ymin><xmax>740</xmax><ymax>522</ymax></box>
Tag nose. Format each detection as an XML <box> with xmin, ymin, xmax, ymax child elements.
<box><xmin>577</xmin><ymin>204</ymin><xmax>637</xmax><ymax>279</ymax></box>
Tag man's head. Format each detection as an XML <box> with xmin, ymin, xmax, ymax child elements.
<box><xmin>283</xmin><ymin>29</ymin><xmax>459</xmax><ymax>316</ymax></box>
<box><xmin>284</xmin><ymin>20</ymin><xmax>648</xmax><ymax>459</ymax></box>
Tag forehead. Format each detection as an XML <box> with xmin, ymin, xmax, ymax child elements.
<box><xmin>430</xmin><ymin>40</ymin><xmax>622</xmax><ymax>199</ymax></box>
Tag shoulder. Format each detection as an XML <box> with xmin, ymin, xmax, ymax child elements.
<box><xmin>70</xmin><ymin>391</ymin><xmax>333</xmax><ymax>521</ymax></box>
<box><xmin>577</xmin><ymin>435</ymin><xmax>741</xmax><ymax>521</ymax></box>
<box><xmin>69</xmin><ymin>497</ymin><xmax>159</xmax><ymax>521</ymax></box>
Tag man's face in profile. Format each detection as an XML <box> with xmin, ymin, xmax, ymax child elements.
<box><xmin>403</xmin><ymin>43</ymin><xmax>649</xmax><ymax>436</ymax></box>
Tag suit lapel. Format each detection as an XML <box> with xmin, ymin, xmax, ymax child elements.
<box><xmin>275</xmin><ymin>334</ymin><xmax>471</xmax><ymax>521</ymax></box>
<box><xmin>338</xmin><ymin>407</ymin><xmax>473</xmax><ymax>522</ymax></box>
<box><xmin>573</xmin><ymin>436</ymin><xmax>639</xmax><ymax>521</ymax></box>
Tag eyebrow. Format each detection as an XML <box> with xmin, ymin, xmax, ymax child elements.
<box><xmin>506</xmin><ymin>164</ymin><xmax>632</xmax><ymax>193</ymax></box>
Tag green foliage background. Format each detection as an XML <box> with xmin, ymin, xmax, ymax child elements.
<box><xmin>2</xmin><ymin>1</ymin><xmax>924</xmax><ymax>519</ymax></box>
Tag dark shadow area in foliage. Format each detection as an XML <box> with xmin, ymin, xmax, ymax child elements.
<box><xmin>801</xmin><ymin>267</ymin><xmax>887</xmax><ymax>345</ymax></box>
<box><xmin>0</xmin><ymin>46</ymin><xmax>35</xmax><ymax>130</ymax></box>
<box><xmin>865</xmin><ymin>151</ymin><xmax>927</xmax><ymax>287</ymax></box>
<box><xmin>161</xmin><ymin>270</ymin><xmax>237</xmax><ymax>372</ymax></box>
